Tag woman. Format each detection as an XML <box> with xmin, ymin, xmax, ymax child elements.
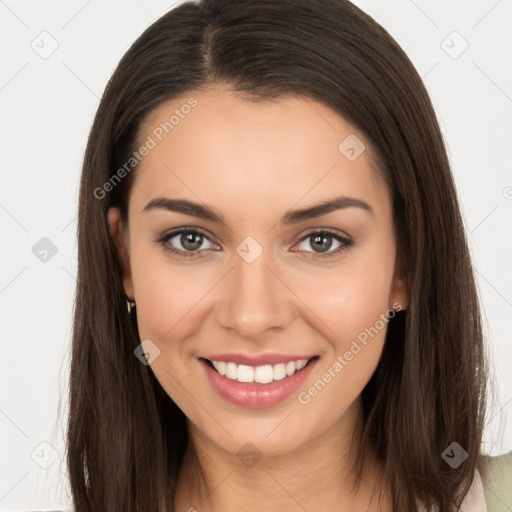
<box><xmin>66</xmin><ymin>0</ymin><xmax>511</xmax><ymax>510</ymax></box>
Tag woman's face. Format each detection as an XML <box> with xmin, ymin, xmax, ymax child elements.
<box><xmin>109</xmin><ymin>86</ymin><xmax>408</xmax><ymax>457</ymax></box>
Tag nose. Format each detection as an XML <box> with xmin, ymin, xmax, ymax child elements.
<box><xmin>216</xmin><ymin>244</ymin><xmax>294</xmax><ymax>340</ymax></box>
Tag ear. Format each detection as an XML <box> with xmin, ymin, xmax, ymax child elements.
<box><xmin>389</xmin><ymin>252</ymin><xmax>409</xmax><ymax>311</ymax></box>
<box><xmin>107</xmin><ymin>207</ymin><xmax>134</xmax><ymax>301</ymax></box>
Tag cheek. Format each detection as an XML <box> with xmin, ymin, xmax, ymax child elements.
<box><xmin>130</xmin><ymin>253</ymin><xmax>213</xmax><ymax>411</ymax></box>
<box><xmin>297</xmin><ymin>256</ymin><xmax>395</xmax><ymax>347</ymax></box>
<box><xmin>295</xmin><ymin>247</ymin><xmax>396</xmax><ymax>391</ymax></box>
<box><xmin>293</xmin><ymin>264</ymin><xmax>395</xmax><ymax>420</ymax></box>
<box><xmin>129</xmin><ymin>245</ymin><xmax>217</xmax><ymax>346</ymax></box>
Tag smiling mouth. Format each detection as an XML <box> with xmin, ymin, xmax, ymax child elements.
<box><xmin>201</xmin><ymin>356</ymin><xmax>319</xmax><ymax>385</ymax></box>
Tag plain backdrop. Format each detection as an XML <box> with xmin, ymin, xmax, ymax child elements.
<box><xmin>1</xmin><ymin>0</ymin><xmax>511</xmax><ymax>510</ymax></box>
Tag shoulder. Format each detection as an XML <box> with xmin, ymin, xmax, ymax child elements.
<box><xmin>482</xmin><ymin>451</ymin><xmax>512</xmax><ymax>511</ymax></box>
<box><xmin>38</xmin><ymin>455</ymin><xmax>512</xmax><ymax>512</ymax></box>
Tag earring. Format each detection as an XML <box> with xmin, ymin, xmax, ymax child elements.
<box><xmin>127</xmin><ymin>300</ymin><xmax>136</xmax><ymax>314</ymax></box>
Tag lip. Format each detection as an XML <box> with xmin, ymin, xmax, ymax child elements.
<box><xmin>199</xmin><ymin>356</ymin><xmax>319</xmax><ymax>408</ymax></box>
<box><xmin>201</xmin><ymin>352</ymin><xmax>317</xmax><ymax>366</ymax></box>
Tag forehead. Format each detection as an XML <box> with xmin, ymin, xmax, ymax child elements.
<box><xmin>129</xmin><ymin>86</ymin><xmax>390</xmax><ymax>220</ymax></box>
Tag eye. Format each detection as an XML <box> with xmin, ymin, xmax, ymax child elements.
<box><xmin>293</xmin><ymin>229</ymin><xmax>354</xmax><ymax>258</ymax></box>
<box><xmin>154</xmin><ymin>228</ymin><xmax>218</xmax><ymax>258</ymax></box>
<box><xmin>155</xmin><ymin>227</ymin><xmax>354</xmax><ymax>260</ymax></box>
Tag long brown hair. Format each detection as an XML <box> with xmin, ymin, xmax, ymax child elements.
<box><xmin>67</xmin><ymin>0</ymin><xmax>488</xmax><ymax>510</ymax></box>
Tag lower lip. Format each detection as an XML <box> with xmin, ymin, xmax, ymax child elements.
<box><xmin>199</xmin><ymin>357</ymin><xmax>318</xmax><ymax>408</ymax></box>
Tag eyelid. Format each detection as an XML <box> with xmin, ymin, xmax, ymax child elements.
<box><xmin>295</xmin><ymin>226</ymin><xmax>352</xmax><ymax>243</ymax></box>
<box><xmin>154</xmin><ymin>226</ymin><xmax>216</xmax><ymax>254</ymax></box>
<box><xmin>292</xmin><ymin>228</ymin><xmax>354</xmax><ymax>256</ymax></box>
<box><xmin>155</xmin><ymin>226</ymin><xmax>354</xmax><ymax>259</ymax></box>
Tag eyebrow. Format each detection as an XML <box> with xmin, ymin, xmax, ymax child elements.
<box><xmin>142</xmin><ymin>195</ymin><xmax>374</xmax><ymax>225</ymax></box>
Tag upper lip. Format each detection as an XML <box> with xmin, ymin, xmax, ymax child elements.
<box><xmin>201</xmin><ymin>353</ymin><xmax>317</xmax><ymax>366</ymax></box>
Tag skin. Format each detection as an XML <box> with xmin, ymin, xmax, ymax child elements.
<box><xmin>108</xmin><ymin>85</ymin><xmax>409</xmax><ymax>511</ymax></box>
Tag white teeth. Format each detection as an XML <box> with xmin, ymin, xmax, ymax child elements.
<box><xmin>226</xmin><ymin>362</ymin><xmax>238</xmax><ymax>379</ymax></box>
<box><xmin>212</xmin><ymin>360</ymin><xmax>227</xmax><ymax>376</ymax></box>
<box><xmin>254</xmin><ymin>365</ymin><xmax>273</xmax><ymax>384</ymax></box>
<box><xmin>273</xmin><ymin>363</ymin><xmax>287</xmax><ymax>381</ymax></box>
<box><xmin>209</xmin><ymin>358</ymin><xmax>310</xmax><ymax>383</ymax></box>
<box><xmin>285</xmin><ymin>361</ymin><xmax>296</xmax><ymax>376</ymax></box>
<box><xmin>217</xmin><ymin>361</ymin><xmax>226</xmax><ymax>376</ymax></box>
<box><xmin>237</xmin><ymin>364</ymin><xmax>254</xmax><ymax>383</ymax></box>
<box><xmin>296</xmin><ymin>360</ymin><xmax>307</xmax><ymax>370</ymax></box>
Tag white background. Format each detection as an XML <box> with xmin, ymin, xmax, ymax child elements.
<box><xmin>1</xmin><ymin>0</ymin><xmax>511</xmax><ymax>510</ymax></box>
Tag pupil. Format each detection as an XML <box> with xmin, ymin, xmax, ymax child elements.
<box><xmin>312</xmin><ymin>234</ymin><xmax>332</xmax><ymax>253</ymax></box>
<box><xmin>182</xmin><ymin>232</ymin><xmax>202</xmax><ymax>251</ymax></box>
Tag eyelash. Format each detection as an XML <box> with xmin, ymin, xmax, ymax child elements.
<box><xmin>154</xmin><ymin>227</ymin><xmax>354</xmax><ymax>260</ymax></box>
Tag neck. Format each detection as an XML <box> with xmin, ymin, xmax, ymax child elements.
<box><xmin>173</xmin><ymin>398</ymin><xmax>392</xmax><ymax>512</ymax></box>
